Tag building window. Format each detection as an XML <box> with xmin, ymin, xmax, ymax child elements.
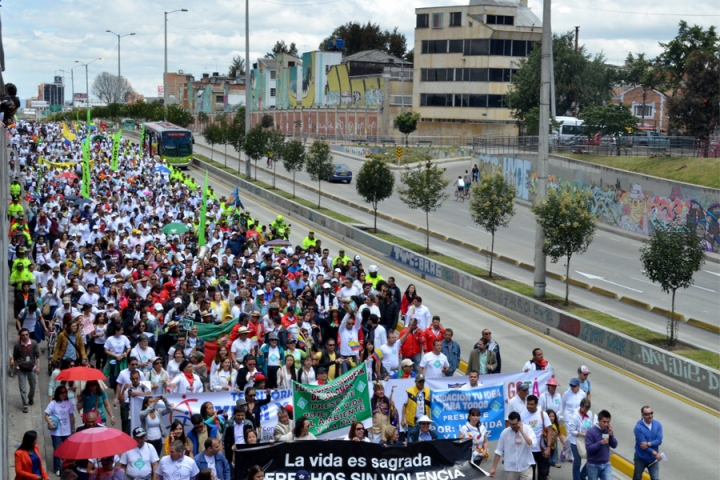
<box><xmin>288</xmin><ymin>61</ymin><xmax>296</xmax><ymax>67</ymax></box>
<box><xmin>390</xmin><ymin>95</ymin><xmax>412</xmax><ymax>106</ymax></box>
<box><xmin>420</xmin><ymin>93</ymin><xmax>506</xmax><ymax>108</ymax></box>
<box><xmin>420</xmin><ymin>93</ymin><xmax>452</xmax><ymax>107</ymax></box>
<box><xmin>215</xmin><ymin>95</ymin><xmax>224</xmax><ymax>103</ymax></box>
<box><xmin>417</xmin><ymin>14</ymin><xmax>429</xmax><ymax>28</ymax></box>
<box><xmin>448</xmin><ymin>39</ymin><xmax>464</xmax><ymax>53</ymax></box>
<box><xmin>488</xmin><ymin>94</ymin><xmax>506</xmax><ymax>108</ymax></box>
<box><xmin>270</xmin><ymin>88</ymin><xmax>277</xmax><ymax>97</ymax></box>
<box><xmin>432</xmin><ymin>13</ymin><xmax>443</xmax><ymax>28</ymax></box>
<box><xmin>270</xmin><ymin>70</ymin><xmax>276</xmax><ymax>80</ymax></box>
<box><xmin>466</xmin><ymin>39</ymin><xmax>490</xmax><ymax>56</ymax></box>
<box><xmin>449</xmin><ymin>12</ymin><xmax>462</xmax><ymax>27</ymax></box>
<box><xmin>421</xmin><ymin>40</ymin><xmax>447</xmax><ymax>54</ymax></box>
<box><xmin>486</xmin><ymin>14</ymin><xmax>514</xmax><ymax>25</ymax></box>
<box><xmin>633</xmin><ymin>104</ymin><xmax>653</xmax><ymax>117</ymax></box>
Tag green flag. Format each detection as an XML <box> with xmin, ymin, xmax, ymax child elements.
<box><xmin>139</xmin><ymin>124</ymin><xmax>145</xmax><ymax>157</ymax></box>
<box><xmin>111</xmin><ymin>129</ymin><xmax>123</xmax><ymax>171</ymax></box>
<box><xmin>197</xmin><ymin>171</ymin><xmax>209</xmax><ymax>247</ymax></box>
<box><xmin>292</xmin><ymin>363</ymin><xmax>372</xmax><ymax>437</ymax></box>
<box><xmin>76</xmin><ymin>110</ymin><xmax>79</xmax><ymax>123</ymax></box>
<box><xmin>81</xmin><ymin>137</ymin><xmax>91</xmax><ymax>198</ymax></box>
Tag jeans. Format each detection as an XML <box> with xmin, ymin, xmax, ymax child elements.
<box><xmin>549</xmin><ymin>443</ymin><xmax>560</xmax><ymax>464</ymax></box>
<box><xmin>406</xmin><ymin>424</ymin><xmax>419</xmax><ymax>442</ymax></box>
<box><xmin>402</xmin><ymin>353</ymin><xmax>422</xmax><ymax>373</ymax></box>
<box><xmin>633</xmin><ymin>454</ymin><xmax>660</xmax><ymax>480</ymax></box>
<box><xmin>340</xmin><ymin>355</ymin><xmax>357</xmax><ymax>374</ymax></box>
<box><xmin>51</xmin><ymin>434</ymin><xmax>69</xmax><ymax>472</ymax></box>
<box><xmin>120</xmin><ymin>402</ymin><xmax>131</xmax><ymax>435</ymax></box>
<box><xmin>586</xmin><ymin>462</ymin><xmax>613</xmax><ymax>480</ymax></box>
<box><xmin>570</xmin><ymin>443</ymin><xmax>587</xmax><ymax>480</ymax></box>
<box><xmin>18</xmin><ymin>370</ymin><xmax>37</xmax><ymax>406</ymax></box>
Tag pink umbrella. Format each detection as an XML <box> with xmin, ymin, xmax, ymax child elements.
<box><xmin>55</xmin><ymin>366</ymin><xmax>107</xmax><ymax>382</ymax></box>
<box><xmin>54</xmin><ymin>427</ymin><xmax>137</xmax><ymax>459</ymax></box>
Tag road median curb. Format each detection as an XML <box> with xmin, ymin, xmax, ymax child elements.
<box><xmin>567</xmin><ymin>278</ymin><xmax>591</xmax><ymax>289</ymax></box>
<box><xmin>498</xmin><ymin>255</ymin><xmax>519</xmax><ymax>266</ymax></box>
<box><xmin>590</xmin><ymin>286</ymin><xmax>620</xmax><ymax>299</ymax></box>
<box><xmin>611</xmin><ymin>454</ymin><xmax>650</xmax><ymax>480</ymax></box>
<box><xmin>547</xmin><ymin>271</ymin><xmax>566</xmax><ymax>282</ymax></box>
<box><xmin>518</xmin><ymin>262</ymin><xmax>534</xmax><ymax>271</ymax></box>
<box><xmin>687</xmin><ymin>318</ymin><xmax>720</xmax><ymax>333</ymax></box>
<box><xmin>651</xmin><ymin>307</ymin><xmax>686</xmax><ymax>322</ymax></box>
<box><xmin>620</xmin><ymin>296</ymin><xmax>652</xmax><ymax>310</ymax></box>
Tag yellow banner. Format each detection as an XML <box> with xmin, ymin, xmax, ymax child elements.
<box><xmin>39</xmin><ymin>157</ymin><xmax>95</xmax><ymax>169</ymax></box>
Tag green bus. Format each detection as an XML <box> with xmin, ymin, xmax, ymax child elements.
<box><xmin>122</xmin><ymin>118</ymin><xmax>136</xmax><ymax>130</ymax></box>
<box><xmin>142</xmin><ymin>121</ymin><xmax>193</xmax><ymax>168</ymax></box>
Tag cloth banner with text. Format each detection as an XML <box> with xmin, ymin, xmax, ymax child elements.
<box><xmin>430</xmin><ymin>384</ymin><xmax>505</xmax><ymax>441</ymax></box>
<box><xmin>292</xmin><ymin>362</ymin><xmax>372</xmax><ymax>439</ymax></box>
<box><xmin>234</xmin><ymin>437</ymin><xmax>484</xmax><ymax>480</ymax></box>
<box><xmin>130</xmin><ymin>389</ymin><xmax>292</xmax><ymax>443</ymax></box>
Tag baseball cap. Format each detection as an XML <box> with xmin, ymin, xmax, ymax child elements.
<box><xmin>579</xmin><ymin>366</ymin><xmax>591</xmax><ymax>375</ymax></box>
<box><xmin>401</xmin><ymin>359</ymin><xmax>414</xmax><ymax>367</ymax></box>
<box><xmin>132</xmin><ymin>427</ymin><xmax>147</xmax><ymax>437</ymax></box>
<box><xmin>517</xmin><ymin>383</ymin><xmax>529</xmax><ymax>391</ymax></box>
<box><xmin>569</xmin><ymin>378</ymin><xmax>581</xmax><ymax>387</ymax></box>
<box><xmin>415</xmin><ymin>374</ymin><xmax>425</xmax><ymax>382</ymax></box>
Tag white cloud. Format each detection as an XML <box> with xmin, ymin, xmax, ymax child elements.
<box><xmin>3</xmin><ymin>0</ymin><xmax>718</xmax><ymax>100</ymax></box>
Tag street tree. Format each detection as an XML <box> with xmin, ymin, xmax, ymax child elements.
<box><xmin>261</xmin><ymin>114</ymin><xmax>274</xmax><ymax>129</ymax></box>
<box><xmin>203</xmin><ymin>122</ymin><xmax>222</xmax><ymax>161</ymax></box>
<box><xmin>197</xmin><ymin>111</ymin><xmax>208</xmax><ymax>130</ymax></box>
<box><xmin>92</xmin><ymin>72</ymin><xmax>134</xmax><ymax>104</ymax></box>
<box><xmin>266</xmin><ymin>40</ymin><xmax>299</xmax><ymax>58</ymax></box>
<box><xmin>468</xmin><ymin>171</ymin><xmax>516</xmax><ymax>277</ymax></box>
<box><xmin>657</xmin><ymin>21</ymin><xmax>720</xmax><ymax>96</ymax></box>
<box><xmin>227</xmin><ymin>110</ymin><xmax>246</xmax><ymax>173</ymax></box>
<box><xmin>667</xmin><ymin>51</ymin><xmax>719</xmax><ymax>154</ymax></box>
<box><xmin>215</xmin><ymin>114</ymin><xmax>230</xmax><ymax>166</ymax></box>
<box><xmin>242</xmin><ymin>124</ymin><xmax>268</xmax><ymax>180</ymax></box>
<box><xmin>640</xmin><ymin>222</ymin><xmax>705</xmax><ymax>347</ymax></box>
<box><xmin>166</xmin><ymin>105</ymin><xmax>193</xmax><ymax>128</ymax></box>
<box><xmin>623</xmin><ymin>53</ymin><xmax>666</xmax><ymax>127</ymax></box>
<box><xmin>355</xmin><ymin>155</ymin><xmax>395</xmax><ymax>232</ymax></box>
<box><xmin>282</xmin><ymin>139</ymin><xmax>306</xmax><ymax>198</ymax></box>
<box><xmin>305</xmin><ymin>140</ymin><xmax>334</xmax><ymax>208</ymax></box>
<box><xmin>532</xmin><ymin>189</ymin><xmax>597</xmax><ymax>305</ymax></box>
<box><xmin>266</xmin><ymin>128</ymin><xmax>286</xmax><ymax>188</ymax></box>
<box><xmin>395</xmin><ymin>112</ymin><xmax>420</xmax><ymax>147</ymax></box>
<box><xmin>506</xmin><ymin>31</ymin><xmax>616</xmax><ymax>127</ymax></box>
<box><xmin>581</xmin><ymin>104</ymin><xmax>639</xmax><ymax>155</ymax></box>
<box><xmin>228</xmin><ymin>56</ymin><xmax>246</xmax><ymax>79</ymax></box>
<box><xmin>397</xmin><ymin>162</ymin><xmax>449</xmax><ymax>253</ymax></box>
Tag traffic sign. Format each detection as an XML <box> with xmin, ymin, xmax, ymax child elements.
<box><xmin>396</xmin><ymin>147</ymin><xmax>403</xmax><ymax>159</ymax></box>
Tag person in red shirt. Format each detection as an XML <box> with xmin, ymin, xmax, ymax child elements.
<box><xmin>423</xmin><ymin>316</ymin><xmax>445</xmax><ymax>352</ymax></box>
<box><xmin>399</xmin><ymin>318</ymin><xmax>424</xmax><ymax>372</ymax></box>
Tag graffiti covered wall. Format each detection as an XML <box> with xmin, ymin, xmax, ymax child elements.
<box><xmin>251</xmin><ymin>109</ymin><xmax>380</xmax><ymax>138</ymax></box>
<box><xmin>476</xmin><ymin>153</ymin><xmax>720</xmax><ymax>252</ymax></box>
<box><xmin>325</xmin><ymin>64</ymin><xmax>385</xmax><ymax>108</ymax></box>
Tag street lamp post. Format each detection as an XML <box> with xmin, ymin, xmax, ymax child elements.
<box><xmin>75</xmin><ymin>58</ymin><xmax>103</xmax><ymax>109</ymax></box>
<box><xmin>245</xmin><ymin>0</ymin><xmax>251</xmax><ymax>179</ymax></box>
<box><xmin>106</xmin><ymin>30</ymin><xmax>135</xmax><ymax>80</ymax></box>
<box><xmin>59</xmin><ymin>69</ymin><xmax>73</xmax><ymax>106</ymax></box>
<box><xmin>164</xmin><ymin>8</ymin><xmax>188</xmax><ymax>121</ymax></box>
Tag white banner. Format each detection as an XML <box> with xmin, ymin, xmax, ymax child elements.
<box><xmin>130</xmin><ymin>370</ymin><xmax>552</xmax><ymax>443</ymax></box>
<box><xmin>130</xmin><ymin>389</ymin><xmax>292</xmax><ymax>443</ymax></box>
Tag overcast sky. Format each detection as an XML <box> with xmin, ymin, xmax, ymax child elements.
<box><xmin>4</xmin><ymin>0</ymin><xmax>718</xmax><ymax>102</ymax></box>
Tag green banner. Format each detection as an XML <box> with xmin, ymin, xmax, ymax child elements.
<box><xmin>292</xmin><ymin>363</ymin><xmax>372</xmax><ymax>437</ymax></box>
<box><xmin>140</xmin><ymin>124</ymin><xmax>145</xmax><ymax>157</ymax></box>
<box><xmin>111</xmin><ymin>129</ymin><xmax>122</xmax><ymax>170</ymax></box>
<box><xmin>193</xmin><ymin>318</ymin><xmax>237</xmax><ymax>341</ymax></box>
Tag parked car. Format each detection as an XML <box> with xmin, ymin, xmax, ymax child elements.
<box><xmin>632</xmin><ymin>131</ymin><xmax>669</xmax><ymax>147</ymax></box>
<box><xmin>327</xmin><ymin>163</ymin><xmax>352</xmax><ymax>183</ymax></box>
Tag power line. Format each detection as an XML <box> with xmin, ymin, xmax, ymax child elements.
<box><xmin>553</xmin><ymin>2</ymin><xmax>720</xmax><ymax>16</ymax></box>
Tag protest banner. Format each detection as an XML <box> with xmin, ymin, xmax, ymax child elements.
<box><xmin>293</xmin><ymin>363</ymin><xmax>372</xmax><ymax>438</ymax></box>
<box><xmin>430</xmin><ymin>384</ymin><xmax>505</xmax><ymax>441</ymax></box>
<box><xmin>234</xmin><ymin>438</ymin><xmax>483</xmax><ymax>480</ymax></box>
<box><xmin>130</xmin><ymin>389</ymin><xmax>292</xmax><ymax>443</ymax></box>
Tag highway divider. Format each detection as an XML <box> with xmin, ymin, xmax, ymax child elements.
<box><xmin>193</xmin><ymin>157</ymin><xmax>720</xmax><ymax>409</ymax></box>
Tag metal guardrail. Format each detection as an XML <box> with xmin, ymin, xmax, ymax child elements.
<box><xmin>473</xmin><ymin>135</ymin><xmax>719</xmax><ymax>158</ymax></box>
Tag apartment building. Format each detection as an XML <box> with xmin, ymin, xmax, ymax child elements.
<box><xmin>413</xmin><ymin>0</ymin><xmax>542</xmax><ymax>137</ymax></box>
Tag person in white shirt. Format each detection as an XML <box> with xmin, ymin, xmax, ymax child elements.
<box><xmin>358</xmin><ymin>294</ymin><xmax>381</xmax><ymax>318</ymax></box>
<box><xmin>539</xmin><ymin>378</ymin><xmax>562</xmax><ymax>413</ymax></box>
<box><xmin>119</xmin><ymin>427</ymin><xmax>159</xmax><ymax>480</ymax></box>
<box><xmin>521</xmin><ymin>395</ymin><xmax>553</xmax><ymax>480</ymax></box>
<box><xmin>338</xmin><ymin>312</ymin><xmax>362</xmax><ymax>374</ymax></box>
<box><xmin>230</xmin><ymin>327</ymin><xmax>254</xmax><ymax>368</ymax></box>
<box><xmin>561</xmin><ymin>378</ymin><xmax>587</xmax><ymax>424</ymax></box>
<box><xmin>522</xmin><ymin>348</ymin><xmax>552</xmax><ymax>373</ymax></box>
<box><xmin>337</xmin><ymin>278</ymin><xmax>359</xmax><ymax>299</ymax></box>
<box><xmin>379</xmin><ymin>331</ymin><xmax>400</xmax><ymax>377</ymax></box>
<box><xmin>461</xmin><ymin>370</ymin><xmax>483</xmax><ymax>390</ymax></box>
<box><xmin>130</xmin><ymin>334</ymin><xmax>156</xmax><ymax>374</ymax></box>
<box><xmin>567</xmin><ymin>398</ymin><xmax>594</xmax><ymax>480</ymax></box>
<box><xmin>506</xmin><ymin>383</ymin><xmax>529</xmax><ymax>422</ymax></box>
<box><xmin>369</xmin><ymin>314</ymin><xmax>387</xmax><ymax>350</ymax></box>
<box><xmin>405</xmin><ymin>297</ymin><xmax>431</xmax><ymax>330</ymax></box>
<box><xmin>169</xmin><ymin>360</ymin><xmax>204</xmax><ymax>394</ymax></box>
<box><xmin>418</xmin><ymin>339</ymin><xmax>450</xmax><ymax>379</ymax></box>
<box><xmin>489</xmin><ymin>411</ymin><xmax>537</xmax><ymax>479</ymax></box>
<box><xmin>155</xmin><ymin>440</ymin><xmax>200</xmax><ymax>480</ymax></box>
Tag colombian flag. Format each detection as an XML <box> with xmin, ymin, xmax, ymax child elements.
<box><xmin>250</xmin><ymin>336</ymin><xmax>259</xmax><ymax>348</ymax></box>
<box><xmin>348</xmin><ymin>341</ymin><xmax>362</xmax><ymax>353</ymax></box>
<box><xmin>296</xmin><ymin>333</ymin><xmax>307</xmax><ymax>349</ymax></box>
<box><xmin>62</xmin><ymin>122</ymin><xmax>76</xmax><ymax>146</ymax></box>
<box><xmin>372</xmin><ymin>348</ymin><xmax>384</xmax><ymax>363</ymax></box>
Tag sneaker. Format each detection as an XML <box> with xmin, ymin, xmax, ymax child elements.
<box><xmin>22</xmin><ymin>407</ymin><xmax>28</xmax><ymax>413</ymax></box>
<box><xmin>55</xmin><ymin>470</ymin><xmax>60</xmax><ymax>477</ymax></box>
<box><xmin>553</xmin><ymin>463</ymin><xmax>562</xmax><ymax>468</ymax></box>
<box><xmin>29</xmin><ymin>399</ymin><xmax>34</xmax><ymax>405</ymax></box>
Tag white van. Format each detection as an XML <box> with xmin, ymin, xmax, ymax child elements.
<box><xmin>552</xmin><ymin>116</ymin><xmax>585</xmax><ymax>145</ymax></box>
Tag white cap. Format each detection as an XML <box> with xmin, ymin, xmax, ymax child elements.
<box><xmin>323</xmin><ymin>282</ymin><xmax>331</xmax><ymax>289</ymax></box>
<box><xmin>154</xmin><ymin>303</ymin><xmax>163</xmax><ymax>311</ymax></box>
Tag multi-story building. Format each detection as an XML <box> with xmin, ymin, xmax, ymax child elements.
<box><xmin>39</xmin><ymin>83</ymin><xmax>65</xmax><ymax>106</ymax></box>
<box><xmin>612</xmin><ymin>86</ymin><xmax>669</xmax><ymax>132</ymax></box>
<box><xmin>413</xmin><ymin>0</ymin><xmax>542</xmax><ymax>137</ymax></box>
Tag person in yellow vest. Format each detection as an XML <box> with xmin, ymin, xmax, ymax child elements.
<box><xmin>302</xmin><ymin>231</ymin><xmax>318</xmax><ymax>250</ymax></box>
<box><xmin>10</xmin><ymin>264</ymin><xmax>35</xmax><ymax>291</ymax></box>
<box><xmin>333</xmin><ymin>249</ymin><xmax>352</xmax><ymax>269</ymax></box>
<box><xmin>8</xmin><ymin>199</ymin><xmax>24</xmax><ymax>219</ymax></box>
<box><xmin>11</xmin><ymin>246</ymin><xmax>32</xmax><ymax>271</ymax></box>
<box><xmin>401</xmin><ymin>375</ymin><xmax>431</xmax><ymax>441</ymax></box>
<box><xmin>10</xmin><ymin>178</ymin><xmax>22</xmax><ymax>198</ymax></box>
<box><xmin>367</xmin><ymin>265</ymin><xmax>385</xmax><ymax>289</ymax></box>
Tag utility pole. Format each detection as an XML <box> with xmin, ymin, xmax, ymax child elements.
<box><xmin>165</xmin><ymin>9</ymin><xmax>188</xmax><ymax>121</ymax></box>
<box><xmin>75</xmin><ymin>58</ymin><xmax>103</xmax><ymax>109</ymax></box>
<box><xmin>574</xmin><ymin>26</ymin><xmax>579</xmax><ymax>53</ymax></box>
<box><xmin>244</xmin><ymin>0</ymin><xmax>252</xmax><ymax>179</ymax></box>
<box><xmin>59</xmin><ymin>69</ymin><xmax>74</xmax><ymax>106</ymax></box>
<box><xmin>573</xmin><ymin>26</ymin><xmax>579</xmax><ymax>116</ymax></box>
<box><xmin>0</xmin><ymin>125</ymin><xmax>9</xmax><ymax>480</ymax></box>
<box><xmin>533</xmin><ymin>0</ymin><xmax>552</xmax><ymax>299</ymax></box>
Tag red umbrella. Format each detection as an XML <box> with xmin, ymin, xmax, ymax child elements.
<box><xmin>55</xmin><ymin>366</ymin><xmax>107</xmax><ymax>382</ymax></box>
<box><xmin>54</xmin><ymin>427</ymin><xmax>137</xmax><ymax>459</ymax></box>
<box><xmin>57</xmin><ymin>172</ymin><xmax>78</xmax><ymax>180</ymax></box>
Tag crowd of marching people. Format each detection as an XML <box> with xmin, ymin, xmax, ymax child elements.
<box><xmin>7</xmin><ymin>120</ymin><xmax>663</xmax><ymax>480</ymax></box>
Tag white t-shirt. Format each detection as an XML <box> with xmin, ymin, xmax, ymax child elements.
<box><xmin>231</xmin><ymin>338</ymin><xmax>254</xmax><ymax>362</ymax></box>
<box><xmin>380</xmin><ymin>343</ymin><xmax>400</xmax><ymax>374</ymax></box>
<box><xmin>506</xmin><ymin>394</ymin><xmax>528</xmax><ymax>420</ymax></box>
<box><xmin>156</xmin><ymin>455</ymin><xmax>199</xmax><ymax>480</ymax></box>
<box><xmin>119</xmin><ymin>442</ymin><xmax>159</xmax><ymax>478</ymax></box>
<box><xmin>45</xmin><ymin>400</ymin><xmax>75</xmax><ymax>437</ymax></box>
<box><xmin>520</xmin><ymin>409</ymin><xmax>552</xmax><ymax>452</ymax></box>
<box><xmin>419</xmin><ymin>351</ymin><xmax>449</xmax><ymax>378</ymax></box>
<box><xmin>265</xmin><ymin>346</ymin><xmax>282</xmax><ymax>367</ymax></box>
<box><xmin>104</xmin><ymin>335</ymin><xmax>131</xmax><ymax>364</ymax></box>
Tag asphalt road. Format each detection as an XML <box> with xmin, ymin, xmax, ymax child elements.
<box><xmin>191</xmin><ymin>137</ymin><xmax>720</xmax><ymax>352</ymax></box>
<box><xmin>182</xmin><ymin>165</ymin><xmax>717</xmax><ymax>480</ymax></box>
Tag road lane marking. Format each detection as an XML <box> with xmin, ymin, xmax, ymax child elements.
<box><xmin>703</xmin><ymin>270</ymin><xmax>720</xmax><ymax>278</ymax></box>
<box><xmin>692</xmin><ymin>285</ymin><xmax>717</xmax><ymax>293</ymax></box>
<box><xmin>631</xmin><ymin>277</ymin><xmax>657</xmax><ymax>287</ymax></box>
<box><xmin>198</xmin><ymin>167</ymin><xmax>719</xmax><ymax>417</ymax></box>
<box><xmin>597</xmin><ymin>249</ymin><xmax>634</xmax><ymax>260</ymax></box>
<box><xmin>466</xmin><ymin>226</ymin><xmax>489</xmax><ymax>234</ymax></box>
<box><xmin>575</xmin><ymin>271</ymin><xmax>643</xmax><ymax>293</ymax></box>
<box><xmin>517</xmin><ymin>226</ymin><xmax>534</xmax><ymax>232</ymax></box>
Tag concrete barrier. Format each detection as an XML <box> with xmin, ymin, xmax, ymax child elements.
<box><xmin>499</xmin><ymin>255</ymin><xmax>520</xmax><ymax>266</ymax></box>
<box><xmin>620</xmin><ymin>296</ymin><xmax>652</xmax><ymax>310</ymax></box>
<box><xmin>688</xmin><ymin>319</ymin><xmax>720</xmax><ymax>334</ymax></box>
<box><xmin>518</xmin><ymin>262</ymin><xmax>534</xmax><ymax>272</ymax></box>
<box><xmin>611</xmin><ymin>454</ymin><xmax>650</xmax><ymax>480</ymax></box>
<box><xmin>193</xmin><ymin>157</ymin><xmax>720</xmax><ymax>408</ymax></box>
<box><xmin>547</xmin><ymin>271</ymin><xmax>566</xmax><ymax>282</ymax></box>
<box><xmin>567</xmin><ymin>278</ymin><xmax>591</xmax><ymax>289</ymax></box>
<box><xmin>650</xmin><ymin>307</ymin><xmax>686</xmax><ymax>322</ymax></box>
<box><xmin>590</xmin><ymin>286</ymin><xmax>620</xmax><ymax>299</ymax></box>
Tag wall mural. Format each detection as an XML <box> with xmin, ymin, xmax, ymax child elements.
<box><xmin>477</xmin><ymin>154</ymin><xmax>720</xmax><ymax>252</ymax></box>
<box><xmin>325</xmin><ymin>64</ymin><xmax>385</xmax><ymax>108</ymax></box>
